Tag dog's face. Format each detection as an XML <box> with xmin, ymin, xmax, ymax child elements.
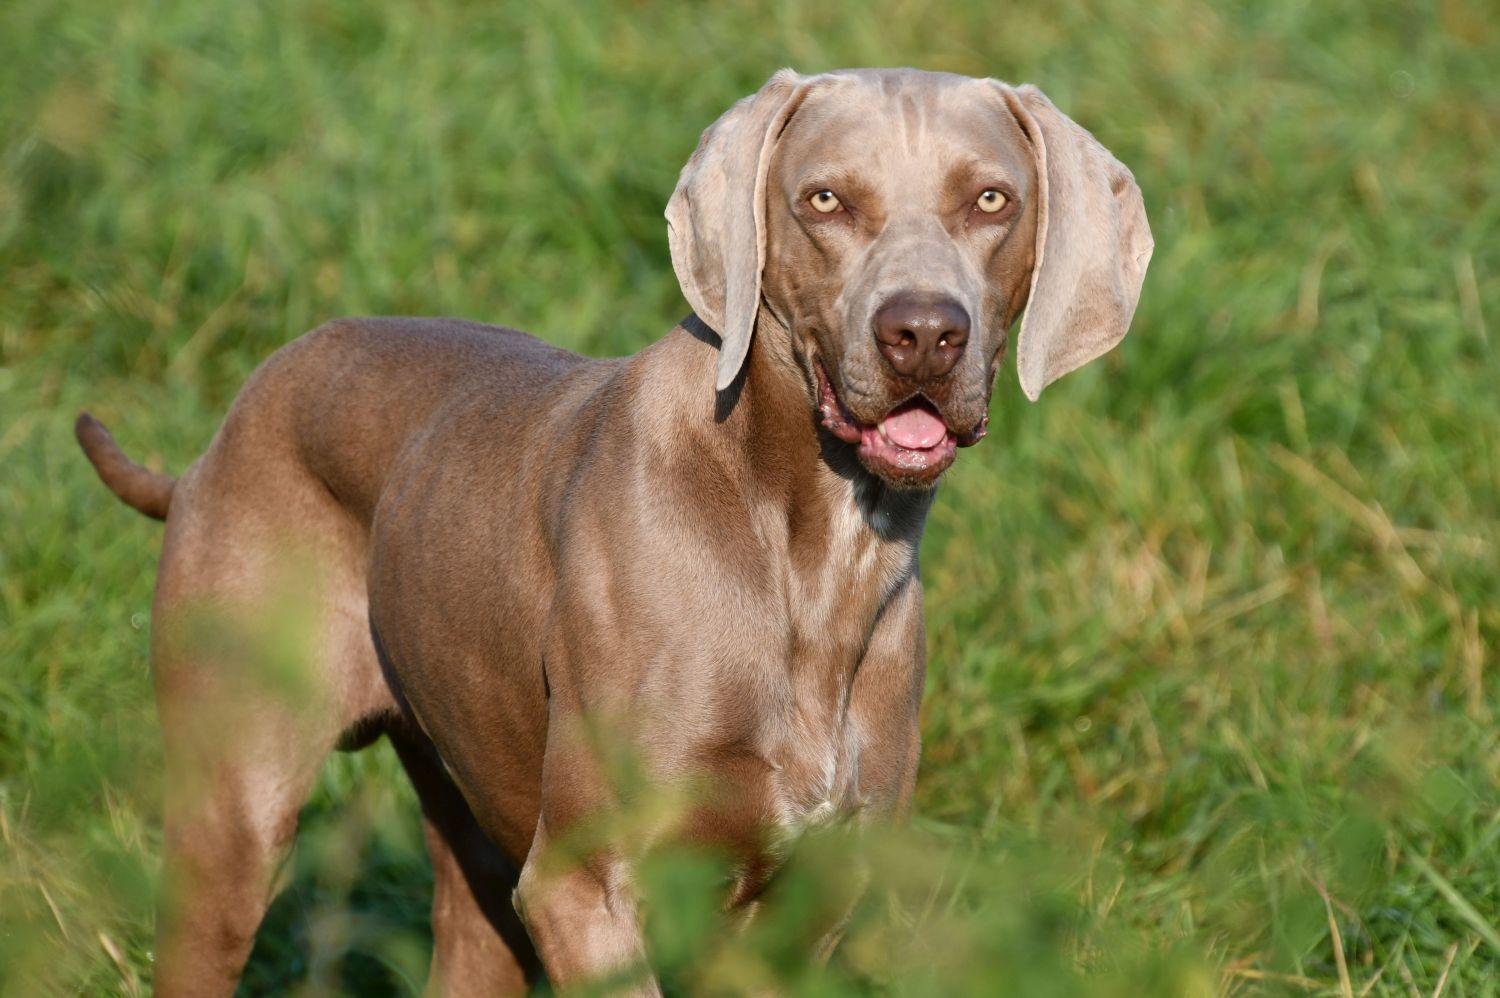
<box><xmin>667</xmin><ymin>69</ymin><xmax>1152</xmax><ymax>489</ymax></box>
<box><xmin>761</xmin><ymin>73</ymin><xmax>1038</xmax><ymax>486</ymax></box>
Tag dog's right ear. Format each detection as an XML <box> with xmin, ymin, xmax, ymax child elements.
<box><xmin>666</xmin><ymin>69</ymin><xmax>812</xmax><ymax>392</ymax></box>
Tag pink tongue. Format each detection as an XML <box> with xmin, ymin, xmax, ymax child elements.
<box><xmin>880</xmin><ymin>403</ymin><xmax>948</xmax><ymax>450</ymax></box>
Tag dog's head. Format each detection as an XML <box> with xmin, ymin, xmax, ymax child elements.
<box><xmin>667</xmin><ymin>68</ymin><xmax>1152</xmax><ymax>488</ymax></box>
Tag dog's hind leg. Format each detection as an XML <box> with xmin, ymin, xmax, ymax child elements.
<box><xmin>151</xmin><ymin>694</ymin><xmax>327</xmax><ymax>997</ymax></box>
<box><xmin>145</xmin><ymin>458</ymin><xmax>392</xmax><ymax>997</ymax></box>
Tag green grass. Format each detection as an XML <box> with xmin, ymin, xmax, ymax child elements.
<box><xmin>3</xmin><ymin>0</ymin><xmax>1498</xmax><ymax>993</ymax></box>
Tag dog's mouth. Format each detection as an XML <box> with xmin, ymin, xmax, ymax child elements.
<box><xmin>815</xmin><ymin>362</ymin><xmax>986</xmax><ymax>486</ymax></box>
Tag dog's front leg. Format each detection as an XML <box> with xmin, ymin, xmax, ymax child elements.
<box><xmin>512</xmin><ymin>711</ymin><xmax>660</xmax><ymax>996</ymax></box>
<box><xmin>514</xmin><ymin>831</ymin><xmax>657</xmax><ymax>996</ymax></box>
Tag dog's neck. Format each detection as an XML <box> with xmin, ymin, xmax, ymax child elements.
<box><xmin>658</xmin><ymin>312</ymin><xmax>934</xmax><ymax>557</ymax></box>
<box><xmin>734</xmin><ymin>310</ymin><xmax>934</xmax><ymax>544</ymax></box>
<box><xmin>719</xmin><ymin>313</ymin><xmax>930</xmax><ymax>830</ymax></box>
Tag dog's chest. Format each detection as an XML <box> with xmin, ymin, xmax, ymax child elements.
<box><xmin>776</xmin><ymin>475</ymin><xmax>917</xmax><ymax>632</ymax></box>
<box><xmin>758</xmin><ymin>488</ymin><xmax>918</xmax><ymax>834</ymax></box>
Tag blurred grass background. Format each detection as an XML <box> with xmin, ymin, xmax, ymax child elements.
<box><xmin>2</xmin><ymin>0</ymin><xmax>1498</xmax><ymax>993</ymax></box>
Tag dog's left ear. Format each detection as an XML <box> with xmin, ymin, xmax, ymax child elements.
<box><xmin>995</xmin><ymin>83</ymin><xmax>1154</xmax><ymax>401</ymax></box>
<box><xmin>667</xmin><ymin>69</ymin><xmax>814</xmax><ymax>392</ymax></box>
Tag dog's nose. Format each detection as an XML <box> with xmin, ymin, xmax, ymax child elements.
<box><xmin>873</xmin><ymin>294</ymin><xmax>970</xmax><ymax>381</ymax></box>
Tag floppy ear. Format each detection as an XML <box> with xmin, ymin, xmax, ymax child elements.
<box><xmin>998</xmin><ymin>84</ymin><xmax>1154</xmax><ymax>401</ymax></box>
<box><xmin>666</xmin><ymin>69</ymin><xmax>811</xmax><ymax>392</ymax></box>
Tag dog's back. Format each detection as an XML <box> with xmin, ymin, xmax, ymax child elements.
<box><xmin>80</xmin><ymin>317</ymin><xmax>592</xmax><ymax>526</ymax></box>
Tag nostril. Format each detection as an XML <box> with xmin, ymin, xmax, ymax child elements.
<box><xmin>874</xmin><ymin>293</ymin><xmax>971</xmax><ymax>379</ymax></box>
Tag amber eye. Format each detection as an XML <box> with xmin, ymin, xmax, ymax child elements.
<box><xmin>976</xmin><ymin>189</ymin><xmax>1008</xmax><ymax>213</ymax></box>
<box><xmin>809</xmin><ymin>190</ymin><xmax>842</xmax><ymax>213</ymax></box>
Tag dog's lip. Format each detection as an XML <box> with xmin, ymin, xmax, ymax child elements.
<box><xmin>814</xmin><ymin>361</ymin><xmax>979</xmax><ymax>480</ymax></box>
<box><xmin>816</xmin><ymin>362</ymin><xmax>867</xmax><ymax>446</ymax></box>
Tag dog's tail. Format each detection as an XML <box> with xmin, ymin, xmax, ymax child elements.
<box><xmin>74</xmin><ymin>412</ymin><xmax>175</xmax><ymax>521</ymax></box>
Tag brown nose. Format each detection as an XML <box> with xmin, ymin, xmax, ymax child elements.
<box><xmin>873</xmin><ymin>294</ymin><xmax>970</xmax><ymax>381</ymax></box>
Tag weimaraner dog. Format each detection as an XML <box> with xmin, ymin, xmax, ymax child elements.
<box><xmin>78</xmin><ymin>67</ymin><xmax>1150</xmax><ymax>994</ymax></box>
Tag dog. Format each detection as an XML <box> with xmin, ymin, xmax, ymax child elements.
<box><xmin>78</xmin><ymin>67</ymin><xmax>1151</xmax><ymax>995</ymax></box>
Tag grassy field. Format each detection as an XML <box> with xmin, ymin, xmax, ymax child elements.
<box><xmin>3</xmin><ymin>0</ymin><xmax>1498</xmax><ymax>993</ymax></box>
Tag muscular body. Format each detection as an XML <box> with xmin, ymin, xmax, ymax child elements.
<box><xmin>78</xmin><ymin>68</ymin><xmax>1149</xmax><ymax>994</ymax></box>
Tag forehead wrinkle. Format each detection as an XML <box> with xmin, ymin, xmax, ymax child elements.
<box><xmin>782</xmin><ymin>83</ymin><xmax>1027</xmax><ymax>208</ymax></box>
<box><xmin>899</xmin><ymin>92</ymin><xmax>925</xmax><ymax>158</ymax></box>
